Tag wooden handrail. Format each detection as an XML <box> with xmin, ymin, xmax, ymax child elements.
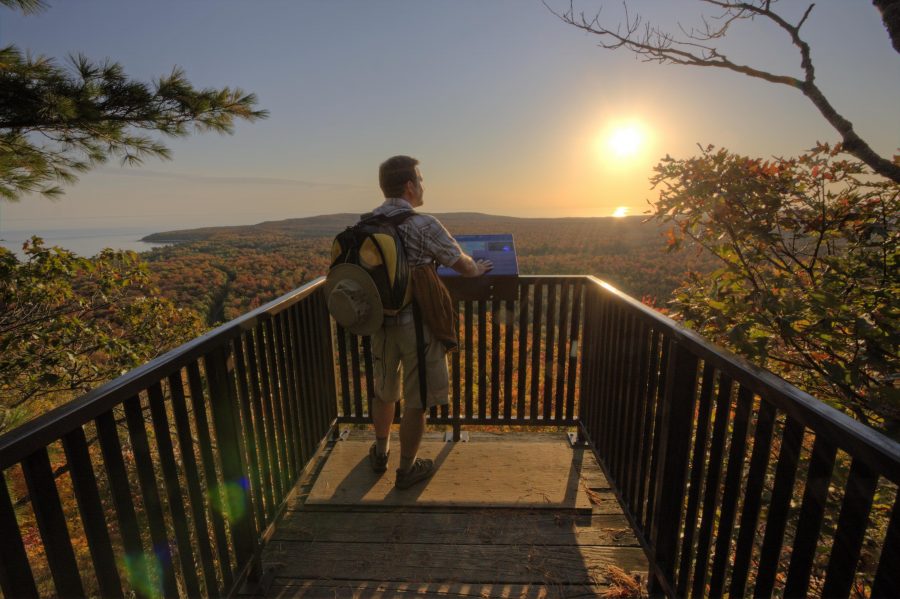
<box><xmin>584</xmin><ymin>276</ymin><xmax>900</xmax><ymax>483</ymax></box>
<box><xmin>0</xmin><ymin>277</ymin><xmax>325</xmax><ymax>470</ymax></box>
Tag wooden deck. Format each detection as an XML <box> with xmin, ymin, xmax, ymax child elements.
<box><xmin>241</xmin><ymin>432</ymin><xmax>648</xmax><ymax>598</ymax></box>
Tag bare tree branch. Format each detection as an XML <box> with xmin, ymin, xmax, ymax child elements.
<box><xmin>547</xmin><ymin>0</ymin><xmax>900</xmax><ymax>183</ymax></box>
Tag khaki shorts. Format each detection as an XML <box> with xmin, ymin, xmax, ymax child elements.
<box><xmin>371</xmin><ymin>318</ymin><xmax>450</xmax><ymax>412</ymax></box>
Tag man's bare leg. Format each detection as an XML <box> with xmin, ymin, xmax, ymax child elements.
<box><xmin>398</xmin><ymin>406</ymin><xmax>425</xmax><ymax>472</ymax></box>
<box><xmin>372</xmin><ymin>397</ymin><xmax>394</xmax><ymax>455</ymax></box>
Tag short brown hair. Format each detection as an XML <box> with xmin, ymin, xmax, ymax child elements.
<box><xmin>379</xmin><ymin>155</ymin><xmax>419</xmax><ymax>198</ymax></box>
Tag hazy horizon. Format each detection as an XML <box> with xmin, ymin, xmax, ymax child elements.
<box><xmin>2</xmin><ymin>1</ymin><xmax>897</xmax><ymax>228</ymax></box>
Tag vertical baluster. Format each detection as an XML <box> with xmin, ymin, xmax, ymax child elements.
<box><xmin>554</xmin><ymin>281</ymin><xmax>570</xmax><ymax>422</ymax></box>
<box><xmin>530</xmin><ymin>282</ymin><xmax>543</xmax><ymax>421</ymax></box>
<box><xmin>594</xmin><ymin>294</ymin><xmax>612</xmax><ymax>455</ymax></box>
<box><xmin>123</xmin><ymin>396</ymin><xmax>178</xmax><ymax>598</ymax></box>
<box><xmin>578</xmin><ymin>287</ymin><xmax>597</xmax><ymax>440</ymax></box>
<box><xmin>168</xmin><ymin>372</ymin><xmax>221</xmax><ymax>597</ymax></box>
<box><xmin>543</xmin><ymin>281</ymin><xmax>557</xmax><ymax>420</ymax></box>
<box><xmin>95</xmin><ymin>410</ymin><xmax>152</xmax><ymax>597</ymax></box>
<box><xmin>264</xmin><ymin>319</ymin><xmax>295</xmax><ymax>481</ymax></box>
<box><xmin>272</xmin><ymin>315</ymin><xmax>299</xmax><ymax>477</ymax></box>
<box><xmin>565</xmin><ymin>281</ymin><xmax>582</xmax><ymax>423</ymax></box>
<box><xmin>821</xmin><ymin>458</ymin><xmax>879</xmax><ymax>598</ymax></box>
<box><xmin>871</xmin><ymin>496</ymin><xmax>900</xmax><ymax>599</ymax></box>
<box><xmin>754</xmin><ymin>416</ymin><xmax>804</xmax><ymax>598</ymax></box>
<box><xmin>242</xmin><ymin>332</ymin><xmax>277</xmax><ymax>520</ymax></box>
<box><xmin>0</xmin><ymin>473</ymin><xmax>39</xmax><ymax>598</ymax></box>
<box><xmin>278</xmin><ymin>311</ymin><xmax>303</xmax><ymax>470</ymax></box>
<box><xmin>491</xmin><ymin>299</ymin><xmax>501</xmax><ymax>421</ymax></box>
<box><xmin>478</xmin><ymin>299</ymin><xmax>487</xmax><ymax>421</ymax></box>
<box><xmin>729</xmin><ymin>399</ymin><xmax>777</xmax><ymax>598</ymax></box>
<box><xmin>620</xmin><ymin>313</ymin><xmax>641</xmax><ymax>502</ymax></box>
<box><xmin>362</xmin><ymin>335</ymin><xmax>376</xmax><ymax>420</ymax></box>
<box><xmin>691</xmin><ymin>373</ymin><xmax>733</xmax><ymax>598</ymax></box>
<box><xmin>187</xmin><ymin>361</ymin><xmax>235</xmax><ymax>588</ymax></box>
<box><xmin>452</xmin><ymin>299</ymin><xmax>461</xmax><ymax>438</ymax></box>
<box><xmin>647</xmin><ymin>341</ymin><xmax>699</xmax><ymax>595</ymax></box>
<box><xmin>61</xmin><ymin>427</ymin><xmax>123</xmax><ymax>598</ymax></box>
<box><xmin>607</xmin><ymin>305</ymin><xmax>626</xmax><ymax>476</ymax></box>
<box><xmin>292</xmin><ymin>304</ymin><xmax>315</xmax><ymax>464</ymax></box>
<box><xmin>605</xmin><ymin>302</ymin><xmax>624</xmax><ymax>467</ymax></box>
<box><xmin>708</xmin><ymin>384</ymin><xmax>754</xmax><ymax>598</ymax></box>
<box><xmin>643</xmin><ymin>333</ymin><xmax>670</xmax><ymax>536</ymax></box>
<box><xmin>626</xmin><ymin>321</ymin><xmax>651</xmax><ymax>517</ymax></box>
<box><xmin>349</xmin><ymin>331</ymin><xmax>364</xmax><ymax>422</ymax></box>
<box><xmin>674</xmin><ymin>362</ymin><xmax>716</xmax><ymax>596</ymax></box>
<box><xmin>504</xmin><ymin>298</ymin><xmax>515</xmax><ymax>421</ymax></box>
<box><xmin>465</xmin><ymin>300</ymin><xmax>474</xmax><ymax>421</ymax></box>
<box><xmin>516</xmin><ymin>283</ymin><xmax>529</xmax><ymax>422</ymax></box>
<box><xmin>316</xmin><ymin>294</ymin><xmax>340</xmax><ymax>429</ymax></box>
<box><xmin>205</xmin><ymin>346</ymin><xmax>257</xmax><ymax>576</ymax></box>
<box><xmin>231</xmin><ymin>338</ymin><xmax>266</xmax><ymax>534</ymax></box>
<box><xmin>783</xmin><ymin>435</ymin><xmax>837</xmax><ymax>598</ymax></box>
<box><xmin>146</xmin><ymin>383</ymin><xmax>202</xmax><ymax>598</ymax></box>
<box><xmin>252</xmin><ymin>324</ymin><xmax>285</xmax><ymax>500</ymax></box>
<box><xmin>21</xmin><ymin>447</ymin><xmax>85</xmax><ymax>598</ymax></box>
<box><xmin>336</xmin><ymin>324</ymin><xmax>352</xmax><ymax>418</ymax></box>
<box><xmin>635</xmin><ymin>329</ymin><xmax>662</xmax><ymax>530</ymax></box>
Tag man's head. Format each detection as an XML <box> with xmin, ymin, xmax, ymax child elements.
<box><xmin>379</xmin><ymin>155</ymin><xmax>424</xmax><ymax>207</ymax></box>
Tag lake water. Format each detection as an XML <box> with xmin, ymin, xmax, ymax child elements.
<box><xmin>0</xmin><ymin>227</ymin><xmax>172</xmax><ymax>259</ymax></box>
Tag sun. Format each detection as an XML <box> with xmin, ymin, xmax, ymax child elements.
<box><xmin>612</xmin><ymin>206</ymin><xmax>629</xmax><ymax>218</ymax></box>
<box><xmin>607</xmin><ymin>124</ymin><xmax>644</xmax><ymax>158</ymax></box>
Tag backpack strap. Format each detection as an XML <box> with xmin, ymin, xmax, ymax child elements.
<box><xmin>411</xmin><ymin>300</ymin><xmax>428</xmax><ymax>410</ymax></box>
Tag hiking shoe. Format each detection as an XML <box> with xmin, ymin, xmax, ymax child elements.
<box><xmin>369</xmin><ymin>443</ymin><xmax>389</xmax><ymax>474</ymax></box>
<box><xmin>395</xmin><ymin>458</ymin><xmax>435</xmax><ymax>489</ymax></box>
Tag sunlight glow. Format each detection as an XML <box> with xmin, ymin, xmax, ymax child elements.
<box><xmin>612</xmin><ymin>206</ymin><xmax>629</xmax><ymax>217</ymax></box>
<box><xmin>608</xmin><ymin>124</ymin><xmax>644</xmax><ymax>157</ymax></box>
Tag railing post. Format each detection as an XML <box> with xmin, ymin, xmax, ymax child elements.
<box><xmin>205</xmin><ymin>345</ymin><xmax>258</xmax><ymax>582</ymax></box>
<box><xmin>648</xmin><ymin>339</ymin><xmax>698</xmax><ymax>597</ymax></box>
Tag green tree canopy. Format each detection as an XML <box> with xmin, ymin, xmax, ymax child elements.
<box><xmin>0</xmin><ymin>238</ymin><xmax>204</xmax><ymax>433</ymax></box>
<box><xmin>652</xmin><ymin>144</ymin><xmax>899</xmax><ymax>436</ymax></box>
<box><xmin>0</xmin><ymin>45</ymin><xmax>268</xmax><ymax>200</ymax></box>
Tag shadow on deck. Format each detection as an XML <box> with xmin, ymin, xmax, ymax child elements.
<box><xmin>242</xmin><ymin>432</ymin><xmax>647</xmax><ymax>598</ymax></box>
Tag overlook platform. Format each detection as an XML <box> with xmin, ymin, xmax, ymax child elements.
<box><xmin>241</xmin><ymin>432</ymin><xmax>647</xmax><ymax>598</ymax></box>
<box><xmin>1</xmin><ymin>275</ymin><xmax>897</xmax><ymax>598</ymax></box>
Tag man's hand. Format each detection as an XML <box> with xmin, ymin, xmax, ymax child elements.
<box><xmin>474</xmin><ymin>259</ymin><xmax>493</xmax><ymax>276</ymax></box>
<box><xmin>451</xmin><ymin>255</ymin><xmax>493</xmax><ymax>277</ymax></box>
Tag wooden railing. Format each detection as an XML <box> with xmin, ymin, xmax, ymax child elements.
<box><xmin>579</xmin><ymin>277</ymin><xmax>900</xmax><ymax>598</ymax></box>
<box><xmin>0</xmin><ymin>278</ymin><xmax>336</xmax><ymax>599</ymax></box>
<box><xmin>334</xmin><ymin>276</ymin><xmax>585</xmax><ymax>437</ymax></box>
<box><xmin>1</xmin><ymin>274</ymin><xmax>897</xmax><ymax>598</ymax></box>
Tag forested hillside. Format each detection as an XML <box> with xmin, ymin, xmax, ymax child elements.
<box><xmin>144</xmin><ymin>213</ymin><xmax>716</xmax><ymax>324</ymax></box>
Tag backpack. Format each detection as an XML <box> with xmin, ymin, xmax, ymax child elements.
<box><xmin>329</xmin><ymin>210</ymin><xmax>416</xmax><ymax>316</ymax></box>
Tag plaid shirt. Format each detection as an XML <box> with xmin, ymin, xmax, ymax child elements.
<box><xmin>371</xmin><ymin>198</ymin><xmax>462</xmax><ymax>268</ymax></box>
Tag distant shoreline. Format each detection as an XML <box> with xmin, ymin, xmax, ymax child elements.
<box><xmin>141</xmin><ymin>212</ymin><xmax>647</xmax><ymax>243</ymax></box>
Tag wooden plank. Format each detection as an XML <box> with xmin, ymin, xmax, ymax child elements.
<box><xmin>123</xmin><ymin>396</ymin><xmax>179</xmax><ymax>599</ymax></box>
<box><xmin>262</xmin><ymin>541</ymin><xmax>647</xmax><ymax>584</ymax></box>
<box><xmin>254</xmin><ymin>580</ymin><xmax>619</xmax><ymax>598</ymax></box>
<box><xmin>271</xmin><ymin>511</ymin><xmax>639</xmax><ymax>546</ymax></box>
<box><xmin>61</xmin><ymin>426</ymin><xmax>124</xmax><ymax>599</ymax></box>
<box><xmin>503</xmin><ymin>299</ymin><xmax>515</xmax><ymax>421</ymax></box>
<box><xmin>304</xmin><ymin>439</ymin><xmax>592</xmax><ymax>510</ymax></box>
<box><xmin>516</xmin><ymin>283</ymin><xmax>529</xmax><ymax>421</ymax></box>
<box><xmin>147</xmin><ymin>382</ymin><xmax>202</xmax><ymax>598</ymax></box>
<box><xmin>21</xmin><ymin>447</ymin><xmax>85</xmax><ymax>598</ymax></box>
<box><xmin>168</xmin><ymin>371</ymin><xmax>221</xmax><ymax>598</ymax></box>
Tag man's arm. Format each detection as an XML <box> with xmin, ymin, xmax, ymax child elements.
<box><xmin>450</xmin><ymin>254</ymin><xmax>493</xmax><ymax>277</ymax></box>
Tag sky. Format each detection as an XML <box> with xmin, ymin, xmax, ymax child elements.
<box><xmin>1</xmin><ymin>0</ymin><xmax>898</xmax><ymax>232</ymax></box>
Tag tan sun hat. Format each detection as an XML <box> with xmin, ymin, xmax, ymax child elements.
<box><xmin>324</xmin><ymin>263</ymin><xmax>383</xmax><ymax>336</ymax></box>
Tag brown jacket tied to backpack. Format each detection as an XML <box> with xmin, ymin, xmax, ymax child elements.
<box><xmin>410</xmin><ymin>263</ymin><xmax>458</xmax><ymax>352</ymax></box>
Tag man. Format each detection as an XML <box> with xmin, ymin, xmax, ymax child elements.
<box><xmin>371</xmin><ymin>155</ymin><xmax>492</xmax><ymax>489</ymax></box>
